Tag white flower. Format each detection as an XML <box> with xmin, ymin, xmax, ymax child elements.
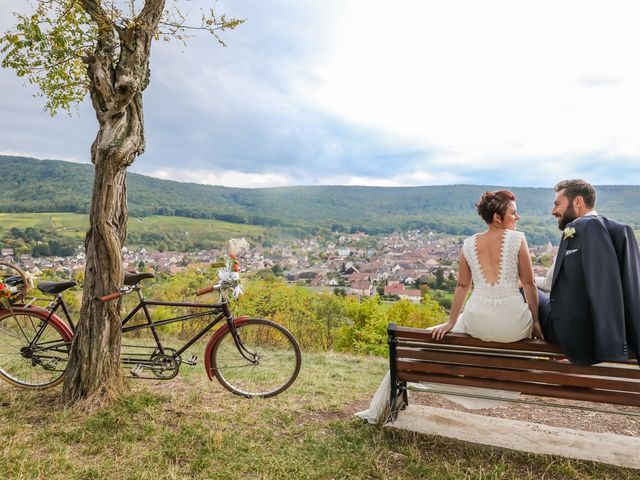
<box><xmin>563</xmin><ymin>226</ymin><xmax>576</xmax><ymax>240</ymax></box>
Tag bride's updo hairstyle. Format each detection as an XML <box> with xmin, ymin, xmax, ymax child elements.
<box><xmin>476</xmin><ymin>190</ymin><xmax>516</xmax><ymax>224</ymax></box>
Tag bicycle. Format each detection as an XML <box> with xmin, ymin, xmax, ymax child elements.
<box><xmin>0</xmin><ymin>260</ymin><xmax>302</xmax><ymax>398</ymax></box>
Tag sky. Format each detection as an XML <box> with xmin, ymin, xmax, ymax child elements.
<box><xmin>1</xmin><ymin>0</ymin><xmax>640</xmax><ymax>188</ymax></box>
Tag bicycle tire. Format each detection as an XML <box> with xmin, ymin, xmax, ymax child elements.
<box><xmin>0</xmin><ymin>309</ymin><xmax>71</xmax><ymax>389</ymax></box>
<box><xmin>210</xmin><ymin>318</ymin><xmax>301</xmax><ymax>398</ymax></box>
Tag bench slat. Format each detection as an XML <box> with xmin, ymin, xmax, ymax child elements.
<box><xmin>396</xmin><ymin>348</ymin><xmax>640</xmax><ymax>380</ymax></box>
<box><xmin>395</xmin><ymin>328</ymin><xmax>636</xmax><ymax>365</ymax></box>
<box><xmin>399</xmin><ymin>371</ymin><xmax>640</xmax><ymax>407</ymax></box>
<box><xmin>396</xmin><ymin>359</ymin><xmax>640</xmax><ymax>392</ymax></box>
<box><xmin>395</xmin><ymin>329</ymin><xmax>563</xmax><ymax>354</ymax></box>
<box><xmin>397</xmin><ymin>340</ymin><xmax>566</xmax><ymax>359</ymax></box>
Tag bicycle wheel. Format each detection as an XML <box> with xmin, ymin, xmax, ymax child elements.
<box><xmin>210</xmin><ymin>318</ymin><xmax>301</xmax><ymax>398</ymax></box>
<box><xmin>0</xmin><ymin>310</ymin><xmax>70</xmax><ymax>389</ymax></box>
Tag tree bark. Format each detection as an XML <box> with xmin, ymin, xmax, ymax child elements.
<box><xmin>62</xmin><ymin>0</ymin><xmax>163</xmax><ymax>405</ymax></box>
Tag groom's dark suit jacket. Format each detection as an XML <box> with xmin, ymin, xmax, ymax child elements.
<box><xmin>540</xmin><ymin>215</ymin><xmax>630</xmax><ymax>365</ymax></box>
<box><xmin>600</xmin><ymin>217</ymin><xmax>640</xmax><ymax>364</ymax></box>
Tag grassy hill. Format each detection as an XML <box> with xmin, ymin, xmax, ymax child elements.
<box><xmin>0</xmin><ymin>212</ymin><xmax>268</xmax><ymax>252</ymax></box>
<box><xmin>2</xmin><ymin>154</ymin><xmax>640</xmax><ymax>245</ymax></box>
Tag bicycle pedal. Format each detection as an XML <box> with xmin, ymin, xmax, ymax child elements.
<box><xmin>185</xmin><ymin>355</ymin><xmax>198</xmax><ymax>366</ymax></box>
<box><xmin>131</xmin><ymin>364</ymin><xmax>144</xmax><ymax>377</ymax></box>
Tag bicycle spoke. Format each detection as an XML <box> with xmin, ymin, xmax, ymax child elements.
<box><xmin>0</xmin><ymin>311</ymin><xmax>69</xmax><ymax>388</ymax></box>
<box><xmin>211</xmin><ymin>319</ymin><xmax>301</xmax><ymax>398</ymax></box>
<box><xmin>14</xmin><ymin>315</ymin><xmax>34</xmax><ymax>345</ymax></box>
<box><xmin>28</xmin><ymin>315</ymin><xmax>38</xmax><ymax>335</ymax></box>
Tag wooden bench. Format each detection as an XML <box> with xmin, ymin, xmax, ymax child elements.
<box><xmin>388</xmin><ymin>323</ymin><xmax>640</xmax><ymax>420</ymax></box>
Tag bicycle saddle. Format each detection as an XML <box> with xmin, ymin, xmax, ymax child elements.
<box><xmin>124</xmin><ymin>272</ymin><xmax>155</xmax><ymax>286</ymax></box>
<box><xmin>37</xmin><ymin>280</ymin><xmax>77</xmax><ymax>295</ymax></box>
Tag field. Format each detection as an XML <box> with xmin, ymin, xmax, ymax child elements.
<box><xmin>0</xmin><ymin>212</ymin><xmax>266</xmax><ymax>247</ymax></box>
<box><xmin>0</xmin><ymin>351</ymin><xmax>636</xmax><ymax>480</ymax></box>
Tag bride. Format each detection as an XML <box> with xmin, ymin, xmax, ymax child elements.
<box><xmin>431</xmin><ymin>190</ymin><xmax>543</xmax><ymax>342</ymax></box>
<box><xmin>356</xmin><ymin>190</ymin><xmax>543</xmax><ymax>423</ymax></box>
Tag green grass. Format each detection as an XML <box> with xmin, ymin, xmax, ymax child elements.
<box><xmin>0</xmin><ymin>212</ymin><xmax>88</xmax><ymax>240</ymax></box>
<box><xmin>0</xmin><ymin>351</ymin><xmax>637</xmax><ymax>479</ymax></box>
<box><xmin>0</xmin><ymin>212</ymin><xmax>266</xmax><ymax>245</ymax></box>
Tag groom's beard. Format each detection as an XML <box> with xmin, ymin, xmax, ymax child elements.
<box><xmin>557</xmin><ymin>204</ymin><xmax>578</xmax><ymax>230</ymax></box>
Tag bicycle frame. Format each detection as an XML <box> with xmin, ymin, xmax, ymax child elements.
<box><xmin>2</xmin><ymin>304</ymin><xmax>73</xmax><ymax>358</ymax></box>
<box><xmin>6</xmin><ymin>297</ymin><xmax>74</xmax><ymax>358</ymax></box>
<box><xmin>38</xmin><ymin>285</ymin><xmax>257</xmax><ymax>371</ymax></box>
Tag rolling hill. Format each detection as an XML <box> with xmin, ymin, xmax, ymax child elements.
<box><xmin>1</xmin><ymin>154</ymin><xmax>639</xmax><ymax>245</ymax></box>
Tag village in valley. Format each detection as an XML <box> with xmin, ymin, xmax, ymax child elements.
<box><xmin>1</xmin><ymin>229</ymin><xmax>557</xmax><ymax>304</ymax></box>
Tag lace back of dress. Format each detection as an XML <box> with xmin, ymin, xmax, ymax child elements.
<box><xmin>464</xmin><ymin>230</ymin><xmax>523</xmax><ymax>303</ymax></box>
<box><xmin>500</xmin><ymin>230</ymin><xmax>523</xmax><ymax>288</ymax></box>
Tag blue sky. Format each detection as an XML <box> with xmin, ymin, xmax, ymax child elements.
<box><xmin>1</xmin><ymin>0</ymin><xmax>640</xmax><ymax>187</ymax></box>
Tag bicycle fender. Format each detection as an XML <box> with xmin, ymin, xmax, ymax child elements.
<box><xmin>0</xmin><ymin>306</ymin><xmax>73</xmax><ymax>341</ymax></box>
<box><xmin>204</xmin><ymin>316</ymin><xmax>250</xmax><ymax>380</ymax></box>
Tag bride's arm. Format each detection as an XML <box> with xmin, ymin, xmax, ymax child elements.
<box><xmin>432</xmin><ymin>251</ymin><xmax>472</xmax><ymax>340</ymax></box>
<box><xmin>518</xmin><ymin>237</ymin><xmax>543</xmax><ymax>339</ymax></box>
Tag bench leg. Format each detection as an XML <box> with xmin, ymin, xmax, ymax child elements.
<box><xmin>389</xmin><ymin>380</ymin><xmax>408</xmax><ymax>421</ymax></box>
<box><xmin>388</xmin><ymin>322</ymin><xmax>408</xmax><ymax>421</ymax></box>
<box><xmin>401</xmin><ymin>381</ymin><xmax>408</xmax><ymax>410</ymax></box>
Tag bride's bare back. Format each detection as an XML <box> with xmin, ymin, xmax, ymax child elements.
<box><xmin>474</xmin><ymin>229</ymin><xmax>506</xmax><ymax>286</ymax></box>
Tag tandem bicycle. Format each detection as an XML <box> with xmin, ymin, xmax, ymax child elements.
<box><xmin>0</xmin><ymin>260</ymin><xmax>301</xmax><ymax>398</ymax></box>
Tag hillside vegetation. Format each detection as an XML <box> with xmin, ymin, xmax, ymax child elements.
<box><xmin>2</xmin><ymin>155</ymin><xmax>640</xmax><ymax>244</ymax></box>
<box><xmin>0</xmin><ymin>213</ymin><xmax>269</xmax><ymax>254</ymax></box>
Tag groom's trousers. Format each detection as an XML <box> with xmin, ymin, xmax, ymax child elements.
<box><xmin>537</xmin><ymin>288</ymin><xmax>556</xmax><ymax>344</ymax></box>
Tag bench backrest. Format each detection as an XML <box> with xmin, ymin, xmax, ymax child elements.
<box><xmin>388</xmin><ymin>324</ymin><xmax>640</xmax><ymax>408</ymax></box>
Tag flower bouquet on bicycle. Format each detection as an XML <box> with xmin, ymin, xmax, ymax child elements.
<box><xmin>0</xmin><ymin>256</ymin><xmax>301</xmax><ymax>398</ymax></box>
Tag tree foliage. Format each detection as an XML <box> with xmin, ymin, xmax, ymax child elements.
<box><xmin>232</xmin><ymin>278</ymin><xmax>447</xmax><ymax>355</ymax></box>
<box><xmin>1</xmin><ymin>2</ymin><xmax>94</xmax><ymax>113</ymax></box>
<box><xmin>1</xmin><ymin>1</ymin><xmax>243</xmax><ymax>114</ymax></box>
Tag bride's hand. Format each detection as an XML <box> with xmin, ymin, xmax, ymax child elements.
<box><xmin>431</xmin><ymin>321</ymin><xmax>455</xmax><ymax>341</ymax></box>
<box><xmin>532</xmin><ymin>322</ymin><xmax>544</xmax><ymax>340</ymax></box>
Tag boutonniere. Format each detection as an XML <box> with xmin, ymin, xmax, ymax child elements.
<box><xmin>563</xmin><ymin>226</ymin><xmax>576</xmax><ymax>240</ymax></box>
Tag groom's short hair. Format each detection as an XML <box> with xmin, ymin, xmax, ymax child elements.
<box><xmin>555</xmin><ymin>179</ymin><xmax>596</xmax><ymax>209</ymax></box>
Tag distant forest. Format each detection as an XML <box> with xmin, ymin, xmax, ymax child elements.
<box><xmin>2</xmin><ymin>155</ymin><xmax>640</xmax><ymax>245</ymax></box>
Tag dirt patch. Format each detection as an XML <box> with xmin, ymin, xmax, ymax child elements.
<box><xmin>407</xmin><ymin>390</ymin><xmax>640</xmax><ymax>437</ymax></box>
<box><xmin>293</xmin><ymin>396</ymin><xmax>373</xmax><ymax>424</ymax></box>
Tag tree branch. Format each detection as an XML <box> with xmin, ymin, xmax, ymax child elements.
<box><xmin>78</xmin><ymin>0</ymin><xmax>115</xmax><ymax>33</ymax></box>
<box><xmin>137</xmin><ymin>0</ymin><xmax>166</xmax><ymax>28</ymax></box>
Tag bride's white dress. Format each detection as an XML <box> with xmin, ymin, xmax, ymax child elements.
<box><xmin>451</xmin><ymin>229</ymin><xmax>533</xmax><ymax>341</ymax></box>
<box><xmin>356</xmin><ymin>229</ymin><xmax>532</xmax><ymax>423</ymax></box>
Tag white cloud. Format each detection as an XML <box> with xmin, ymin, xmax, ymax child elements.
<box><xmin>145</xmin><ymin>167</ymin><xmax>469</xmax><ymax>188</ymax></box>
<box><xmin>1</xmin><ymin>0</ymin><xmax>640</xmax><ymax>187</ymax></box>
<box><xmin>151</xmin><ymin>167</ymin><xmax>293</xmax><ymax>188</ymax></box>
<box><xmin>302</xmin><ymin>0</ymin><xmax>640</xmax><ymax>166</ymax></box>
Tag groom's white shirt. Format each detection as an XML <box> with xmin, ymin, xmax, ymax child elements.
<box><xmin>535</xmin><ymin>210</ymin><xmax>598</xmax><ymax>292</ymax></box>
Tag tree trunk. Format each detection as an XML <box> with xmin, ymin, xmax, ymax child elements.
<box><xmin>62</xmin><ymin>90</ymin><xmax>146</xmax><ymax>404</ymax></box>
<box><xmin>62</xmin><ymin>12</ymin><xmax>157</xmax><ymax>404</ymax></box>
<box><xmin>62</xmin><ymin>161</ymin><xmax>130</xmax><ymax>405</ymax></box>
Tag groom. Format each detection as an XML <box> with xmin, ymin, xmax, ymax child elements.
<box><xmin>537</xmin><ymin>179</ymin><xmax>640</xmax><ymax>366</ymax></box>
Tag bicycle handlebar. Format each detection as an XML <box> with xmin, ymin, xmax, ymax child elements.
<box><xmin>195</xmin><ymin>285</ymin><xmax>215</xmax><ymax>296</ymax></box>
<box><xmin>99</xmin><ymin>291</ymin><xmax>122</xmax><ymax>302</ymax></box>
